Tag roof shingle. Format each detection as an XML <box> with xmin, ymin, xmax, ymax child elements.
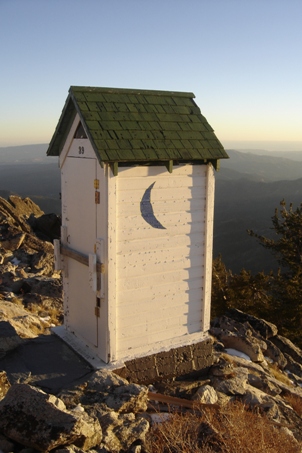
<box><xmin>47</xmin><ymin>86</ymin><xmax>228</xmax><ymax>165</ymax></box>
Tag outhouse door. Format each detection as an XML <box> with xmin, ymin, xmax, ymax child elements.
<box><xmin>62</xmin><ymin>155</ymin><xmax>108</xmax><ymax>362</ymax></box>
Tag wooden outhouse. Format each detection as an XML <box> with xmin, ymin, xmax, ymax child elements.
<box><xmin>47</xmin><ymin>86</ymin><xmax>228</xmax><ymax>370</ymax></box>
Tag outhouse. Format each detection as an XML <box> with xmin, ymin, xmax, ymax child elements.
<box><xmin>47</xmin><ymin>86</ymin><xmax>228</xmax><ymax>372</ymax></box>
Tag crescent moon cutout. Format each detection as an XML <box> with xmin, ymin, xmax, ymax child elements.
<box><xmin>140</xmin><ymin>182</ymin><xmax>166</xmax><ymax>229</ymax></box>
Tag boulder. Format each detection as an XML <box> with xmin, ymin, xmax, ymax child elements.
<box><xmin>271</xmin><ymin>335</ymin><xmax>302</xmax><ymax>365</ymax></box>
<box><xmin>0</xmin><ymin>300</ymin><xmax>45</xmax><ymax>338</ymax></box>
<box><xmin>242</xmin><ymin>384</ymin><xmax>276</xmax><ymax>408</ymax></box>
<box><xmin>0</xmin><ymin>433</ymin><xmax>15</xmax><ymax>453</ymax></box>
<box><xmin>264</xmin><ymin>339</ymin><xmax>287</xmax><ymax>369</ymax></box>
<box><xmin>248</xmin><ymin>374</ymin><xmax>281</xmax><ymax>396</ymax></box>
<box><xmin>8</xmin><ymin>196</ymin><xmax>44</xmax><ymax>220</ymax></box>
<box><xmin>192</xmin><ymin>384</ymin><xmax>218</xmax><ymax>404</ymax></box>
<box><xmin>0</xmin><ymin>233</ymin><xmax>26</xmax><ymax>251</ymax></box>
<box><xmin>218</xmin><ymin>332</ymin><xmax>265</xmax><ymax>362</ymax></box>
<box><xmin>211</xmin><ymin>367</ymin><xmax>248</xmax><ymax>396</ymax></box>
<box><xmin>284</xmin><ymin>353</ymin><xmax>302</xmax><ymax>376</ymax></box>
<box><xmin>28</xmin><ymin>212</ymin><xmax>61</xmax><ymax>242</ymax></box>
<box><xmin>104</xmin><ymin>383</ymin><xmax>148</xmax><ymax>413</ymax></box>
<box><xmin>98</xmin><ymin>411</ymin><xmax>149</xmax><ymax>453</ymax></box>
<box><xmin>210</xmin><ymin>357</ymin><xmax>235</xmax><ymax>377</ymax></box>
<box><xmin>0</xmin><ymin>384</ymin><xmax>102</xmax><ymax>451</ymax></box>
<box><xmin>0</xmin><ymin>321</ymin><xmax>22</xmax><ymax>356</ymax></box>
<box><xmin>225</xmin><ymin>308</ymin><xmax>278</xmax><ymax>338</ymax></box>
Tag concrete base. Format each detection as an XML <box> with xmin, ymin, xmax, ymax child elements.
<box><xmin>114</xmin><ymin>336</ymin><xmax>214</xmax><ymax>384</ymax></box>
<box><xmin>53</xmin><ymin>326</ymin><xmax>214</xmax><ymax>384</ymax></box>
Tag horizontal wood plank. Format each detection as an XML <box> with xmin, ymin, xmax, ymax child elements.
<box><xmin>61</xmin><ymin>245</ymin><xmax>104</xmax><ymax>273</ymax></box>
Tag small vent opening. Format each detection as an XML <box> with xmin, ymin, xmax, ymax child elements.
<box><xmin>74</xmin><ymin>122</ymin><xmax>87</xmax><ymax>139</ymax></box>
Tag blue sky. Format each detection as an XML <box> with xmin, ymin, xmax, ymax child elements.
<box><xmin>0</xmin><ymin>0</ymin><xmax>301</xmax><ymax>150</ymax></box>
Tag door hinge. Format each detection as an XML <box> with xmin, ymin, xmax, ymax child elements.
<box><xmin>95</xmin><ymin>191</ymin><xmax>100</xmax><ymax>204</ymax></box>
<box><xmin>94</xmin><ymin>179</ymin><xmax>99</xmax><ymax>189</ymax></box>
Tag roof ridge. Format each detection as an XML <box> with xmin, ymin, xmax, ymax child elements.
<box><xmin>69</xmin><ymin>86</ymin><xmax>195</xmax><ymax>98</ymax></box>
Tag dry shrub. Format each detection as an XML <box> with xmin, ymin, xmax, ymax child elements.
<box><xmin>284</xmin><ymin>393</ymin><xmax>302</xmax><ymax>417</ymax></box>
<box><xmin>23</xmin><ymin>297</ymin><xmax>63</xmax><ymax>326</ymax></box>
<box><xmin>148</xmin><ymin>401</ymin><xmax>301</xmax><ymax>453</ymax></box>
<box><xmin>10</xmin><ymin>296</ymin><xmax>23</xmax><ymax>306</ymax></box>
<box><xmin>266</xmin><ymin>362</ymin><xmax>294</xmax><ymax>386</ymax></box>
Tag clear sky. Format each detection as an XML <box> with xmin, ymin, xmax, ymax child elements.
<box><xmin>1</xmin><ymin>0</ymin><xmax>301</xmax><ymax>150</ymax></box>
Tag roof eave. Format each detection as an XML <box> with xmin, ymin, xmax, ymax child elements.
<box><xmin>46</xmin><ymin>94</ymin><xmax>77</xmax><ymax>157</ymax></box>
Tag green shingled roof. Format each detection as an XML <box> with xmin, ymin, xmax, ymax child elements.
<box><xmin>47</xmin><ymin>86</ymin><xmax>228</xmax><ymax>165</ymax></box>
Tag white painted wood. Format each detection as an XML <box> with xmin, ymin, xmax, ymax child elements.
<box><xmin>106</xmin><ymin>164</ymin><xmax>118</xmax><ymax>362</ymax></box>
<box><xmin>96</xmin><ymin>238</ymin><xmax>105</xmax><ymax>293</ymax></box>
<box><xmin>59</xmin><ymin>131</ymin><xmax>215</xmax><ymax>364</ymax></box>
<box><xmin>201</xmin><ymin>163</ymin><xmax>215</xmax><ymax>332</ymax></box>
<box><xmin>95</xmin><ymin>165</ymin><xmax>110</xmax><ymax>362</ymax></box>
<box><xmin>60</xmin><ymin>225</ymin><xmax>68</xmax><ymax>277</ymax></box>
<box><xmin>61</xmin><ymin>157</ymin><xmax>97</xmax><ymax>347</ymax></box>
<box><xmin>68</xmin><ymin>138</ymin><xmax>95</xmax><ymax>159</ymax></box>
<box><xmin>114</xmin><ymin>164</ymin><xmax>208</xmax><ymax>359</ymax></box>
<box><xmin>89</xmin><ymin>253</ymin><xmax>97</xmax><ymax>292</ymax></box>
<box><xmin>59</xmin><ymin>114</ymin><xmax>82</xmax><ymax>168</ymax></box>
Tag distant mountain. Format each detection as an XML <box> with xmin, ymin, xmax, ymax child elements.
<box><xmin>0</xmin><ymin>144</ymin><xmax>53</xmax><ymax>164</ymax></box>
<box><xmin>0</xmin><ymin>144</ymin><xmax>60</xmax><ymax>213</ymax></box>
<box><xmin>220</xmin><ymin>150</ymin><xmax>302</xmax><ymax>182</ymax></box>
<box><xmin>234</xmin><ymin>149</ymin><xmax>302</xmax><ymax>161</ymax></box>
<box><xmin>0</xmin><ymin>162</ymin><xmax>61</xmax><ymax>214</ymax></box>
<box><xmin>214</xmin><ymin>177</ymin><xmax>302</xmax><ymax>273</ymax></box>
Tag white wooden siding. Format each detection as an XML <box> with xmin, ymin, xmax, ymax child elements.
<box><xmin>115</xmin><ymin>164</ymin><xmax>209</xmax><ymax>359</ymax></box>
<box><xmin>60</xmin><ymin>130</ymin><xmax>109</xmax><ymax>362</ymax></box>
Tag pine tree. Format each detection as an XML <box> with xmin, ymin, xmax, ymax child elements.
<box><xmin>248</xmin><ymin>200</ymin><xmax>302</xmax><ymax>278</ymax></box>
<box><xmin>212</xmin><ymin>201</ymin><xmax>302</xmax><ymax>347</ymax></box>
<box><xmin>248</xmin><ymin>201</ymin><xmax>302</xmax><ymax>343</ymax></box>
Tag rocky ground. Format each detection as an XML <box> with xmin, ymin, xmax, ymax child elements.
<box><xmin>0</xmin><ymin>195</ymin><xmax>302</xmax><ymax>452</ymax></box>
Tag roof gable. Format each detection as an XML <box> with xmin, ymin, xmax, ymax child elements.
<box><xmin>47</xmin><ymin>86</ymin><xmax>228</xmax><ymax>165</ymax></box>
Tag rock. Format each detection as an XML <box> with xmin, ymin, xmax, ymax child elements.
<box><xmin>210</xmin><ymin>356</ymin><xmax>234</xmax><ymax>377</ymax></box>
<box><xmin>0</xmin><ymin>197</ymin><xmax>62</xmax><ymax>339</ymax></box>
<box><xmin>248</xmin><ymin>374</ymin><xmax>281</xmax><ymax>396</ymax></box>
<box><xmin>104</xmin><ymin>383</ymin><xmax>148</xmax><ymax>413</ymax></box>
<box><xmin>271</xmin><ymin>335</ymin><xmax>302</xmax><ymax>366</ymax></box>
<box><xmin>264</xmin><ymin>339</ymin><xmax>287</xmax><ymax>369</ymax></box>
<box><xmin>225</xmin><ymin>308</ymin><xmax>278</xmax><ymax>338</ymax></box>
<box><xmin>0</xmin><ymin>371</ymin><xmax>10</xmax><ymax>400</ymax></box>
<box><xmin>0</xmin><ymin>300</ymin><xmax>45</xmax><ymax>338</ymax></box>
<box><xmin>60</xmin><ymin>371</ymin><xmax>148</xmax><ymax>415</ymax></box>
<box><xmin>8</xmin><ymin>196</ymin><xmax>44</xmax><ymax>220</ymax></box>
<box><xmin>284</xmin><ymin>353</ymin><xmax>302</xmax><ymax>376</ymax></box>
<box><xmin>0</xmin><ymin>433</ymin><xmax>15</xmax><ymax>453</ymax></box>
<box><xmin>0</xmin><ymin>321</ymin><xmax>22</xmax><ymax>356</ymax></box>
<box><xmin>99</xmin><ymin>411</ymin><xmax>149</xmax><ymax>453</ymax></box>
<box><xmin>218</xmin><ymin>332</ymin><xmax>265</xmax><ymax>362</ymax></box>
<box><xmin>0</xmin><ymin>198</ymin><xmax>32</xmax><ymax>234</ymax></box>
<box><xmin>242</xmin><ymin>384</ymin><xmax>275</xmax><ymax>408</ymax></box>
<box><xmin>210</xmin><ymin>316</ymin><xmax>267</xmax><ymax>362</ymax></box>
<box><xmin>0</xmin><ymin>384</ymin><xmax>102</xmax><ymax>451</ymax></box>
<box><xmin>192</xmin><ymin>384</ymin><xmax>218</xmax><ymax>404</ymax></box>
<box><xmin>0</xmin><ymin>233</ymin><xmax>26</xmax><ymax>251</ymax></box>
<box><xmin>212</xmin><ymin>367</ymin><xmax>248</xmax><ymax>396</ymax></box>
<box><xmin>28</xmin><ymin>213</ymin><xmax>61</xmax><ymax>242</ymax></box>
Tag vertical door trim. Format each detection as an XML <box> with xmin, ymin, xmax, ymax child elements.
<box><xmin>107</xmin><ymin>164</ymin><xmax>118</xmax><ymax>362</ymax></box>
<box><xmin>202</xmin><ymin>163</ymin><xmax>215</xmax><ymax>332</ymax></box>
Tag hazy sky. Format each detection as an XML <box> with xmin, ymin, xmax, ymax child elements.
<box><xmin>1</xmin><ymin>0</ymin><xmax>301</xmax><ymax>150</ymax></box>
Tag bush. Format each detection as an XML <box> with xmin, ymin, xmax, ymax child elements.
<box><xmin>148</xmin><ymin>401</ymin><xmax>301</xmax><ymax>452</ymax></box>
